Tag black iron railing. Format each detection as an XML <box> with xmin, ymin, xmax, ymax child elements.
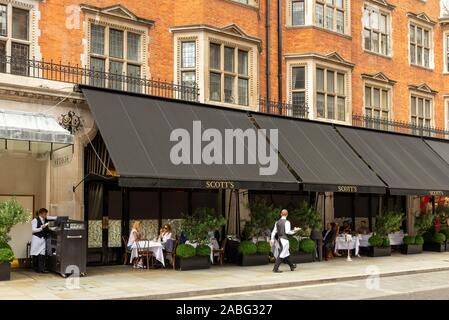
<box><xmin>258</xmin><ymin>98</ymin><xmax>308</xmax><ymax>119</ymax></box>
<box><xmin>353</xmin><ymin>114</ymin><xmax>449</xmax><ymax>139</ymax></box>
<box><xmin>0</xmin><ymin>55</ymin><xmax>199</xmax><ymax>102</ymax></box>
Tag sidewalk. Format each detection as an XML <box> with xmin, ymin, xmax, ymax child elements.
<box><xmin>1</xmin><ymin>251</ymin><xmax>449</xmax><ymax>300</ymax></box>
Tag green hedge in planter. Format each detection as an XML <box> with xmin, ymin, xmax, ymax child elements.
<box><xmin>238</xmin><ymin>240</ymin><xmax>257</xmax><ymax>255</ymax></box>
<box><xmin>433</xmin><ymin>232</ymin><xmax>446</xmax><ymax>244</ymax></box>
<box><xmin>415</xmin><ymin>236</ymin><xmax>424</xmax><ymax>245</ymax></box>
<box><xmin>382</xmin><ymin>237</ymin><xmax>390</xmax><ymax>247</ymax></box>
<box><xmin>256</xmin><ymin>241</ymin><xmax>271</xmax><ymax>254</ymax></box>
<box><xmin>176</xmin><ymin>244</ymin><xmax>196</xmax><ymax>258</ymax></box>
<box><xmin>289</xmin><ymin>236</ymin><xmax>299</xmax><ymax>253</ymax></box>
<box><xmin>196</xmin><ymin>245</ymin><xmax>211</xmax><ymax>257</ymax></box>
<box><xmin>403</xmin><ymin>236</ymin><xmax>416</xmax><ymax>245</ymax></box>
<box><xmin>368</xmin><ymin>234</ymin><xmax>384</xmax><ymax>247</ymax></box>
<box><xmin>0</xmin><ymin>247</ymin><xmax>14</xmax><ymax>263</ymax></box>
<box><xmin>299</xmin><ymin>239</ymin><xmax>315</xmax><ymax>253</ymax></box>
<box><xmin>423</xmin><ymin>231</ymin><xmax>433</xmax><ymax>243</ymax></box>
<box><xmin>440</xmin><ymin>228</ymin><xmax>449</xmax><ymax>241</ymax></box>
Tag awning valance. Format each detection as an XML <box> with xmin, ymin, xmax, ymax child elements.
<box><xmin>338</xmin><ymin>127</ymin><xmax>449</xmax><ymax>196</ymax></box>
<box><xmin>0</xmin><ymin>109</ymin><xmax>74</xmax><ymax>153</ymax></box>
<box><xmin>81</xmin><ymin>86</ymin><xmax>299</xmax><ymax>191</ymax></box>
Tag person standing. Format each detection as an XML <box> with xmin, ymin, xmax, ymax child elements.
<box><xmin>270</xmin><ymin>209</ymin><xmax>300</xmax><ymax>273</ymax></box>
<box><xmin>31</xmin><ymin>208</ymin><xmax>50</xmax><ymax>273</ymax></box>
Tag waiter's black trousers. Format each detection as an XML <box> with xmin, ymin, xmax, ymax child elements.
<box><xmin>32</xmin><ymin>255</ymin><xmax>46</xmax><ymax>273</ymax></box>
<box><xmin>273</xmin><ymin>240</ymin><xmax>295</xmax><ymax>271</ymax></box>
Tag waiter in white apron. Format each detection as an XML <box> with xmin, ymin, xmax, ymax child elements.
<box><xmin>270</xmin><ymin>209</ymin><xmax>300</xmax><ymax>273</ymax></box>
<box><xmin>31</xmin><ymin>208</ymin><xmax>50</xmax><ymax>273</ymax></box>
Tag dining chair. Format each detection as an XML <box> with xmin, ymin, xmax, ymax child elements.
<box><xmin>164</xmin><ymin>239</ymin><xmax>178</xmax><ymax>270</ymax></box>
<box><xmin>136</xmin><ymin>240</ymin><xmax>153</xmax><ymax>269</ymax></box>
<box><xmin>122</xmin><ymin>235</ymin><xmax>131</xmax><ymax>265</ymax></box>
<box><xmin>213</xmin><ymin>237</ymin><xmax>227</xmax><ymax>265</ymax></box>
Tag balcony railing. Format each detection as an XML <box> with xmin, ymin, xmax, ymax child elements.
<box><xmin>258</xmin><ymin>98</ymin><xmax>308</xmax><ymax>119</ymax></box>
<box><xmin>0</xmin><ymin>55</ymin><xmax>199</xmax><ymax>102</ymax></box>
<box><xmin>353</xmin><ymin>114</ymin><xmax>449</xmax><ymax>139</ymax></box>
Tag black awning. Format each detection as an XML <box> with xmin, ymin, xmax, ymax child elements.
<box><xmin>251</xmin><ymin>114</ymin><xmax>386</xmax><ymax>194</ymax></box>
<box><xmin>425</xmin><ymin>139</ymin><xmax>449</xmax><ymax>166</ymax></box>
<box><xmin>338</xmin><ymin>127</ymin><xmax>449</xmax><ymax>196</ymax></box>
<box><xmin>81</xmin><ymin>87</ymin><xmax>299</xmax><ymax>191</ymax></box>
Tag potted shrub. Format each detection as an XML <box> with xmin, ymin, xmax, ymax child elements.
<box><xmin>289</xmin><ymin>238</ymin><xmax>315</xmax><ymax>263</ymax></box>
<box><xmin>177</xmin><ymin>207</ymin><xmax>226</xmax><ymax>271</ymax></box>
<box><xmin>424</xmin><ymin>232</ymin><xmax>447</xmax><ymax>252</ymax></box>
<box><xmin>290</xmin><ymin>202</ymin><xmax>323</xmax><ymax>258</ymax></box>
<box><xmin>238</xmin><ymin>240</ymin><xmax>269</xmax><ymax>266</ymax></box>
<box><xmin>0</xmin><ymin>198</ymin><xmax>29</xmax><ymax>281</ymax></box>
<box><xmin>400</xmin><ymin>236</ymin><xmax>422</xmax><ymax>255</ymax></box>
<box><xmin>368</xmin><ymin>233</ymin><xmax>391</xmax><ymax>257</ymax></box>
<box><xmin>441</xmin><ymin>228</ymin><xmax>449</xmax><ymax>252</ymax></box>
<box><xmin>402</xmin><ymin>213</ymin><xmax>433</xmax><ymax>254</ymax></box>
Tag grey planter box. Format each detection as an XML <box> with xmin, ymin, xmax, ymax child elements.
<box><xmin>423</xmin><ymin>243</ymin><xmax>446</xmax><ymax>252</ymax></box>
<box><xmin>238</xmin><ymin>253</ymin><xmax>269</xmax><ymax>266</ymax></box>
<box><xmin>290</xmin><ymin>252</ymin><xmax>314</xmax><ymax>263</ymax></box>
<box><xmin>368</xmin><ymin>246</ymin><xmax>391</xmax><ymax>257</ymax></box>
<box><xmin>175</xmin><ymin>256</ymin><xmax>210</xmax><ymax>271</ymax></box>
<box><xmin>0</xmin><ymin>262</ymin><xmax>11</xmax><ymax>281</ymax></box>
<box><xmin>400</xmin><ymin>244</ymin><xmax>423</xmax><ymax>255</ymax></box>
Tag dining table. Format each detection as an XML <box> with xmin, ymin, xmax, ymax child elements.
<box><xmin>130</xmin><ymin>240</ymin><xmax>165</xmax><ymax>266</ymax></box>
<box><xmin>334</xmin><ymin>234</ymin><xmax>361</xmax><ymax>256</ymax></box>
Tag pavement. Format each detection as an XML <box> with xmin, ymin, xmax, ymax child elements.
<box><xmin>1</xmin><ymin>251</ymin><xmax>449</xmax><ymax>300</ymax></box>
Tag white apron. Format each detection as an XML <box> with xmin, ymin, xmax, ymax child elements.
<box><xmin>273</xmin><ymin>238</ymin><xmax>290</xmax><ymax>259</ymax></box>
<box><xmin>30</xmin><ymin>218</ymin><xmax>46</xmax><ymax>256</ymax></box>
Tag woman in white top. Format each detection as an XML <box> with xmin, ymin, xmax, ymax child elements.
<box><xmin>128</xmin><ymin>221</ymin><xmax>143</xmax><ymax>268</ymax></box>
<box><xmin>158</xmin><ymin>224</ymin><xmax>172</xmax><ymax>245</ymax></box>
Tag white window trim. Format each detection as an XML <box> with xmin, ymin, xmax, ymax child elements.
<box><xmin>444</xmin><ymin>96</ymin><xmax>449</xmax><ymax>131</ymax></box>
<box><xmin>173</xmin><ymin>30</ymin><xmax>259</xmax><ymax>110</ymax></box>
<box><xmin>82</xmin><ymin>12</ymin><xmax>149</xmax><ymax>79</ymax></box>
<box><xmin>225</xmin><ymin>0</ymin><xmax>259</xmax><ymax>8</ymax></box>
<box><xmin>313</xmin><ymin>0</ymin><xmax>351</xmax><ymax>36</ymax></box>
<box><xmin>444</xmin><ymin>30</ymin><xmax>449</xmax><ymax>74</ymax></box>
<box><xmin>363</xmin><ymin>80</ymin><xmax>394</xmax><ymax>120</ymax></box>
<box><xmin>409</xmin><ymin>90</ymin><xmax>435</xmax><ymax>127</ymax></box>
<box><xmin>362</xmin><ymin>3</ymin><xmax>393</xmax><ymax>58</ymax></box>
<box><xmin>286</xmin><ymin>57</ymin><xmax>352</xmax><ymax>124</ymax></box>
<box><xmin>408</xmin><ymin>19</ymin><xmax>435</xmax><ymax>70</ymax></box>
<box><xmin>0</xmin><ymin>0</ymin><xmax>41</xmax><ymax>63</ymax></box>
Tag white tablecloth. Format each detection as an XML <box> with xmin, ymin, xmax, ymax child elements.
<box><xmin>359</xmin><ymin>232</ymin><xmax>404</xmax><ymax>247</ymax></box>
<box><xmin>334</xmin><ymin>235</ymin><xmax>360</xmax><ymax>256</ymax></box>
<box><xmin>130</xmin><ymin>240</ymin><xmax>165</xmax><ymax>266</ymax></box>
<box><xmin>185</xmin><ymin>241</ymin><xmax>215</xmax><ymax>263</ymax></box>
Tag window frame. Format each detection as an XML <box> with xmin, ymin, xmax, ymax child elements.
<box><xmin>0</xmin><ymin>2</ymin><xmax>31</xmax><ymax>75</ymax></box>
<box><xmin>409</xmin><ymin>22</ymin><xmax>432</xmax><ymax>69</ymax></box>
<box><xmin>410</xmin><ymin>94</ymin><xmax>433</xmax><ymax>129</ymax></box>
<box><xmin>363</xmin><ymin>5</ymin><xmax>391</xmax><ymax>57</ymax></box>
<box><xmin>291</xmin><ymin>0</ymin><xmax>306</xmax><ymax>26</ymax></box>
<box><xmin>315</xmin><ymin>65</ymin><xmax>346</xmax><ymax>121</ymax></box>
<box><xmin>315</xmin><ymin>0</ymin><xmax>346</xmax><ymax>35</ymax></box>
<box><xmin>208</xmin><ymin>42</ymin><xmax>250</xmax><ymax>106</ymax></box>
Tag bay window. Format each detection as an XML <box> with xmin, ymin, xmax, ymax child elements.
<box><xmin>315</xmin><ymin>0</ymin><xmax>345</xmax><ymax>34</ymax></box>
<box><xmin>316</xmin><ymin>67</ymin><xmax>346</xmax><ymax>121</ymax></box>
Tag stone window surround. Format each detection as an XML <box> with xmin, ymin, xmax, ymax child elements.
<box><xmin>444</xmin><ymin>30</ymin><xmax>449</xmax><ymax>73</ymax></box>
<box><xmin>286</xmin><ymin>0</ymin><xmax>351</xmax><ymax>36</ymax></box>
<box><xmin>444</xmin><ymin>95</ymin><xmax>449</xmax><ymax>130</ymax></box>
<box><xmin>224</xmin><ymin>0</ymin><xmax>259</xmax><ymax>9</ymax></box>
<box><xmin>408</xmin><ymin>86</ymin><xmax>436</xmax><ymax>127</ymax></box>
<box><xmin>362</xmin><ymin>1</ymin><xmax>394</xmax><ymax>58</ymax></box>
<box><xmin>82</xmin><ymin>12</ymin><xmax>150</xmax><ymax>79</ymax></box>
<box><xmin>408</xmin><ymin>14</ymin><xmax>436</xmax><ymax>70</ymax></box>
<box><xmin>286</xmin><ymin>54</ymin><xmax>353</xmax><ymax>124</ymax></box>
<box><xmin>0</xmin><ymin>0</ymin><xmax>41</xmax><ymax>61</ymax></box>
<box><xmin>362</xmin><ymin>77</ymin><xmax>395</xmax><ymax>120</ymax></box>
<box><xmin>172</xmin><ymin>28</ymin><xmax>259</xmax><ymax>110</ymax></box>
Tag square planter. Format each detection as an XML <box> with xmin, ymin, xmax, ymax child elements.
<box><xmin>423</xmin><ymin>243</ymin><xmax>446</xmax><ymax>252</ymax></box>
<box><xmin>238</xmin><ymin>253</ymin><xmax>269</xmax><ymax>266</ymax></box>
<box><xmin>175</xmin><ymin>256</ymin><xmax>210</xmax><ymax>271</ymax></box>
<box><xmin>368</xmin><ymin>246</ymin><xmax>391</xmax><ymax>257</ymax></box>
<box><xmin>0</xmin><ymin>262</ymin><xmax>11</xmax><ymax>281</ymax></box>
<box><xmin>400</xmin><ymin>244</ymin><xmax>423</xmax><ymax>255</ymax></box>
<box><xmin>290</xmin><ymin>252</ymin><xmax>314</xmax><ymax>263</ymax></box>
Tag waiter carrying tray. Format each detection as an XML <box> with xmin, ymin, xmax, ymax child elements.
<box><xmin>31</xmin><ymin>208</ymin><xmax>55</xmax><ymax>273</ymax></box>
<box><xmin>270</xmin><ymin>209</ymin><xmax>300</xmax><ymax>273</ymax></box>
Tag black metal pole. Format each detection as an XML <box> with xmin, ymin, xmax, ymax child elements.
<box><xmin>277</xmin><ymin>0</ymin><xmax>283</xmax><ymax>102</ymax></box>
<box><xmin>265</xmin><ymin>0</ymin><xmax>271</xmax><ymax>106</ymax></box>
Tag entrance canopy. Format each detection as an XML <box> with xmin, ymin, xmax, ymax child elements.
<box><xmin>251</xmin><ymin>114</ymin><xmax>386</xmax><ymax>194</ymax></box>
<box><xmin>81</xmin><ymin>86</ymin><xmax>299</xmax><ymax>191</ymax></box>
<box><xmin>0</xmin><ymin>109</ymin><xmax>73</xmax><ymax>154</ymax></box>
<box><xmin>338</xmin><ymin>127</ymin><xmax>449</xmax><ymax>196</ymax></box>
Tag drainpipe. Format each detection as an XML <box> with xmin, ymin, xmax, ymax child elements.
<box><xmin>265</xmin><ymin>0</ymin><xmax>271</xmax><ymax>109</ymax></box>
<box><xmin>277</xmin><ymin>0</ymin><xmax>283</xmax><ymax>103</ymax></box>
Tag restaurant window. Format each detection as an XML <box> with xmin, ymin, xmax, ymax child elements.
<box><xmin>364</xmin><ymin>85</ymin><xmax>390</xmax><ymax>130</ymax></box>
<box><xmin>411</xmin><ymin>95</ymin><xmax>432</xmax><ymax>135</ymax></box>
<box><xmin>363</xmin><ymin>7</ymin><xmax>390</xmax><ymax>56</ymax></box>
<box><xmin>89</xmin><ymin>23</ymin><xmax>142</xmax><ymax>91</ymax></box>
<box><xmin>292</xmin><ymin>0</ymin><xmax>305</xmax><ymax>26</ymax></box>
<box><xmin>0</xmin><ymin>4</ymin><xmax>30</xmax><ymax>75</ymax></box>
<box><xmin>316</xmin><ymin>67</ymin><xmax>346</xmax><ymax>121</ymax></box>
<box><xmin>291</xmin><ymin>66</ymin><xmax>306</xmax><ymax>117</ymax></box>
<box><xmin>409</xmin><ymin>23</ymin><xmax>432</xmax><ymax>68</ymax></box>
<box><xmin>315</xmin><ymin>0</ymin><xmax>345</xmax><ymax>34</ymax></box>
<box><xmin>209</xmin><ymin>43</ymin><xmax>249</xmax><ymax>106</ymax></box>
